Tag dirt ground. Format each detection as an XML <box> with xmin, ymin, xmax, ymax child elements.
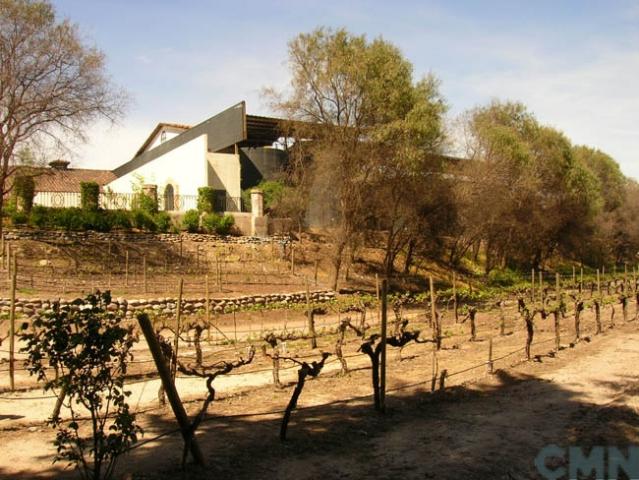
<box><xmin>0</xmin><ymin>305</ymin><xmax>637</xmax><ymax>479</ymax></box>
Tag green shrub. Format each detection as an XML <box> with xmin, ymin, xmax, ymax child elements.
<box><xmin>216</xmin><ymin>214</ymin><xmax>235</xmax><ymax>235</ymax></box>
<box><xmin>181</xmin><ymin>209</ymin><xmax>200</xmax><ymax>233</ymax></box>
<box><xmin>50</xmin><ymin>207</ymin><xmax>84</xmax><ymax>231</ymax></box>
<box><xmin>29</xmin><ymin>205</ymin><xmax>50</xmax><ymax>228</ymax></box>
<box><xmin>108</xmin><ymin>210</ymin><xmax>132</xmax><ymax>230</ymax></box>
<box><xmin>241</xmin><ymin>180</ymin><xmax>286</xmax><ymax>213</ymax></box>
<box><xmin>11</xmin><ymin>210</ymin><xmax>28</xmax><ymax>225</ymax></box>
<box><xmin>80</xmin><ymin>210</ymin><xmax>111</xmax><ymax>232</ymax></box>
<box><xmin>197</xmin><ymin>187</ymin><xmax>216</xmax><ymax>213</ymax></box>
<box><xmin>487</xmin><ymin>268</ymin><xmax>522</xmax><ymax>287</ymax></box>
<box><xmin>13</xmin><ymin>175</ymin><xmax>35</xmax><ymax>213</ymax></box>
<box><xmin>131</xmin><ymin>209</ymin><xmax>157</xmax><ymax>232</ymax></box>
<box><xmin>201</xmin><ymin>212</ymin><xmax>221</xmax><ymax>233</ymax></box>
<box><xmin>154</xmin><ymin>211</ymin><xmax>172</xmax><ymax>233</ymax></box>
<box><xmin>131</xmin><ymin>191</ymin><xmax>158</xmax><ymax>214</ymax></box>
<box><xmin>80</xmin><ymin>182</ymin><xmax>100</xmax><ymax>211</ymax></box>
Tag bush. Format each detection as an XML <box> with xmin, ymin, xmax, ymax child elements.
<box><xmin>154</xmin><ymin>211</ymin><xmax>172</xmax><ymax>233</ymax></box>
<box><xmin>10</xmin><ymin>210</ymin><xmax>28</xmax><ymax>225</ymax></box>
<box><xmin>197</xmin><ymin>187</ymin><xmax>216</xmax><ymax>213</ymax></box>
<box><xmin>80</xmin><ymin>210</ymin><xmax>111</xmax><ymax>232</ymax></box>
<box><xmin>487</xmin><ymin>268</ymin><xmax>522</xmax><ymax>287</ymax></box>
<box><xmin>13</xmin><ymin>175</ymin><xmax>35</xmax><ymax>213</ymax></box>
<box><xmin>217</xmin><ymin>213</ymin><xmax>235</xmax><ymax>235</ymax></box>
<box><xmin>107</xmin><ymin>210</ymin><xmax>132</xmax><ymax>230</ymax></box>
<box><xmin>131</xmin><ymin>209</ymin><xmax>157</xmax><ymax>232</ymax></box>
<box><xmin>241</xmin><ymin>180</ymin><xmax>285</xmax><ymax>213</ymax></box>
<box><xmin>131</xmin><ymin>191</ymin><xmax>158</xmax><ymax>214</ymax></box>
<box><xmin>29</xmin><ymin>205</ymin><xmax>49</xmax><ymax>228</ymax></box>
<box><xmin>80</xmin><ymin>181</ymin><xmax>100</xmax><ymax>211</ymax></box>
<box><xmin>201</xmin><ymin>212</ymin><xmax>221</xmax><ymax>233</ymax></box>
<box><xmin>20</xmin><ymin>291</ymin><xmax>141</xmax><ymax>480</ymax></box>
<box><xmin>181</xmin><ymin>209</ymin><xmax>200</xmax><ymax>233</ymax></box>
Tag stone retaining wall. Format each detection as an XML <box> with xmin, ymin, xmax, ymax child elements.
<box><xmin>2</xmin><ymin>229</ymin><xmax>292</xmax><ymax>245</ymax></box>
<box><xmin>0</xmin><ymin>290</ymin><xmax>336</xmax><ymax>319</ymax></box>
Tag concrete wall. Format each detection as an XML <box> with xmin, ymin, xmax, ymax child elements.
<box><xmin>107</xmin><ymin>134</ymin><xmax>208</xmax><ymax>198</ymax></box>
<box><xmin>206</xmin><ymin>152</ymin><xmax>241</xmax><ymax>200</ymax></box>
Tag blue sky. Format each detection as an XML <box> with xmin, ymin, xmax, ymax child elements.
<box><xmin>51</xmin><ymin>0</ymin><xmax>639</xmax><ymax>178</ymax></box>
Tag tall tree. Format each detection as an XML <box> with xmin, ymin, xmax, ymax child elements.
<box><xmin>0</xmin><ymin>0</ymin><xmax>125</xmax><ymax>232</ymax></box>
<box><xmin>268</xmin><ymin>27</ymin><xmax>447</xmax><ymax>287</ymax></box>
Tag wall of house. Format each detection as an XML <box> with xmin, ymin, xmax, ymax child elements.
<box><xmin>107</xmin><ymin>134</ymin><xmax>208</xmax><ymax>200</ymax></box>
<box><xmin>146</xmin><ymin>128</ymin><xmax>183</xmax><ymax>152</ymax></box>
<box><xmin>206</xmin><ymin>152</ymin><xmax>241</xmax><ymax>202</ymax></box>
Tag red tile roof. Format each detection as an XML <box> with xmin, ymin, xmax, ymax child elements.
<box><xmin>32</xmin><ymin>168</ymin><xmax>116</xmax><ymax>193</ymax></box>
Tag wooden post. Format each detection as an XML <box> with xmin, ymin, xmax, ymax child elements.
<box><xmin>290</xmin><ymin>245</ymin><xmax>295</xmax><ymax>275</ymax></box>
<box><xmin>531</xmin><ymin>268</ymin><xmax>535</xmax><ymax>302</ymax></box>
<box><xmin>452</xmin><ymin>272</ymin><xmax>459</xmax><ymax>323</ymax></box>
<box><xmin>216</xmin><ymin>255</ymin><xmax>222</xmax><ymax>292</ymax></box>
<box><xmin>572</xmin><ymin>265</ymin><xmax>576</xmax><ymax>286</ymax></box>
<box><xmin>172</xmin><ymin>278</ymin><xmax>184</xmax><ymax>380</ymax></box>
<box><xmin>0</xmin><ymin>233</ymin><xmax>4</xmax><ymax>270</ymax></box>
<box><xmin>6</xmin><ymin>245</ymin><xmax>11</xmax><ymax>279</ymax></box>
<box><xmin>624</xmin><ymin>263</ymin><xmax>628</xmax><ymax>291</ymax></box>
<box><xmin>125</xmin><ymin>250</ymin><xmax>129</xmax><ymax>288</ymax></box>
<box><xmin>375</xmin><ymin>273</ymin><xmax>380</xmax><ymax>324</ymax></box>
<box><xmin>429</xmin><ymin>275</ymin><xmax>440</xmax><ymax>349</ymax></box>
<box><xmin>137</xmin><ymin>313</ymin><xmax>205</xmax><ymax>466</ymax></box>
<box><xmin>196</xmin><ymin>245</ymin><xmax>200</xmax><ymax>273</ymax></box>
<box><xmin>143</xmin><ymin>255</ymin><xmax>148</xmax><ymax>295</ymax></box>
<box><xmin>314</xmin><ymin>259</ymin><xmax>319</xmax><ymax>285</ymax></box>
<box><xmin>305</xmin><ymin>277</ymin><xmax>317</xmax><ymax>349</ymax></box>
<box><xmin>539</xmin><ymin>270</ymin><xmax>543</xmax><ymax>304</ymax></box>
<box><xmin>580</xmin><ymin>267</ymin><xmax>584</xmax><ymax>293</ymax></box>
<box><xmin>205</xmin><ymin>275</ymin><xmax>210</xmax><ymax>323</ymax></box>
<box><xmin>379</xmin><ymin>279</ymin><xmax>388</xmax><ymax>413</ymax></box>
<box><xmin>9</xmin><ymin>256</ymin><xmax>17</xmax><ymax>391</ymax></box>
<box><xmin>597</xmin><ymin>269</ymin><xmax>601</xmax><ymax>298</ymax></box>
<box><xmin>487</xmin><ymin>337</ymin><xmax>493</xmax><ymax>374</ymax></box>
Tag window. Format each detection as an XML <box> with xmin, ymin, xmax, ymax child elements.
<box><xmin>160</xmin><ymin>131</ymin><xmax>167</xmax><ymax>143</ymax></box>
<box><xmin>164</xmin><ymin>184</ymin><xmax>175</xmax><ymax>211</ymax></box>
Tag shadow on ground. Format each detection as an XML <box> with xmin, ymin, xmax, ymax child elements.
<box><xmin>4</xmin><ymin>367</ymin><xmax>638</xmax><ymax>480</ymax></box>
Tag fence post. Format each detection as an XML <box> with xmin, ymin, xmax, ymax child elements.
<box><xmin>487</xmin><ymin>337</ymin><xmax>493</xmax><ymax>374</ymax></box>
<box><xmin>375</xmin><ymin>273</ymin><xmax>380</xmax><ymax>324</ymax></box>
<box><xmin>6</xmin><ymin>245</ymin><xmax>11</xmax><ymax>279</ymax></box>
<box><xmin>137</xmin><ymin>313</ymin><xmax>205</xmax><ymax>466</ymax></box>
<box><xmin>429</xmin><ymin>275</ymin><xmax>439</xmax><ymax>349</ymax></box>
<box><xmin>452</xmin><ymin>272</ymin><xmax>459</xmax><ymax>323</ymax></box>
<box><xmin>143</xmin><ymin>255</ymin><xmax>148</xmax><ymax>295</ymax></box>
<box><xmin>290</xmin><ymin>245</ymin><xmax>295</xmax><ymax>274</ymax></box>
<box><xmin>305</xmin><ymin>277</ymin><xmax>317</xmax><ymax>349</ymax></box>
<box><xmin>597</xmin><ymin>269</ymin><xmax>601</xmax><ymax>297</ymax></box>
<box><xmin>205</xmin><ymin>274</ymin><xmax>210</xmax><ymax>323</ymax></box>
<box><xmin>539</xmin><ymin>270</ymin><xmax>543</xmax><ymax>304</ymax></box>
<box><xmin>9</xmin><ymin>255</ymin><xmax>17</xmax><ymax>391</ymax></box>
<box><xmin>580</xmin><ymin>267</ymin><xmax>584</xmax><ymax>293</ymax></box>
<box><xmin>314</xmin><ymin>259</ymin><xmax>319</xmax><ymax>285</ymax></box>
<box><xmin>172</xmin><ymin>278</ymin><xmax>184</xmax><ymax>380</ymax></box>
<box><xmin>531</xmin><ymin>268</ymin><xmax>535</xmax><ymax>302</ymax></box>
<box><xmin>379</xmin><ymin>279</ymin><xmax>388</xmax><ymax>414</ymax></box>
<box><xmin>125</xmin><ymin>250</ymin><xmax>129</xmax><ymax>288</ymax></box>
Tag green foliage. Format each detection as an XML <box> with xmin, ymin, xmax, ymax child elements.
<box><xmin>131</xmin><ymin>191</ymin><xmax>158</xmax><ymax>214</ymax></box>
<box><xmin>80</xmin><ymin>182</ymin><xmax>100</xmax><ymax>211</ymax></box>
<box><xmin>20</xmin><ymin>291</ymin><xmax>141</xmax><ymax>480</ymax></box>
<box><xmin>241</xmin><ymin>180</ymin><xmax>286</xmax><ymax>213</ymax></box>
<box><xmin>13</xmin><ymin>175</ymin><xmax>35</xmax><ymax>213</ymax></box>
<box><xmin>201</xmin><ymin>212</ymin><xmax>221</xmax><ymax>233</ymax></box>
<box><xmin>153</xmin><ymin>211</ymin><xmax>172</xmax><ymax>233</ymax></box>
<box><xmin>10</xmin><ymin>209</ymin><xmax>28</xmax><ymax>225</ymax></box>
<box><xmin>181</xmin><ymin>209</ymin><xmax>200</xmax><ymax>233</ymax></box>
<box><xmin>201</xmin><ymin>212</ymin><xmax>235</xmax><ymax>235</ymax></box>
<box><xmin>131</xmin><ymin>209</ymin><xmax>157</xmax><ymax>232</ymax></box>
<box><xmin>487</xmin><ymin>268</ymin><xmax>522</xmax><ymax>287</ymax></box>
<box><xmin>197</xmin><ymin>187</ymin><xmax>216</xmax><ymax>213</ymax></box>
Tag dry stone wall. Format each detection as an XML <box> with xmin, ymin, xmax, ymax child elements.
<box><xmin>0</xmin><ymin>290</ymin><xmax>336</xmax><ymax>319</ymax></box>
<box><xmin>3</xmin><ymin>229</ymin><xmax>291</xmax><ymax>245</ymax></box>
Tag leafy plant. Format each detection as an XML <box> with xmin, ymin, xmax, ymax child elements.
<box><xmin>13</xmin><ymin>174</ymin><xmax>35</xmax><ymax>213</ymax></box>
<box><xmin>154</xmin><ymin>211</ymin><xmax>172</xmax><ymax>233</ymax></box>
<box><xmin>181</xmin><ymin>209</ymin><xmax>200</xmax><ymax>233</ymax></box>
<box><xmin>197</xmin><ymin>187</ymin><xmax>216</xmax><ymax>213</ymax></box>
<box><xmin>201</xmin><ymin>212</ymin><xmax>221</xmax><ymax>233</ymax></box>
<box><xmin>80</xmin><ymin>182</ymin><xmax>100</xmax><ymax>211</ymax></box>
<box><xmin>131</xmin><ymin>209</ymin><xmax>157</xmax><ymax>232</ymax></box>
<box><xmin>20</xmin><ymin>291</ymin><xmax>141</xmax><ymax>480</ymax></box>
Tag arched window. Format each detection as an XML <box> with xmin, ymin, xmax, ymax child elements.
<box><xmin>164</xmin><ymin>184</ymin><xmax>175</xmax><ymax>211</ymax></box>
<box><xmin>160</xmin><ymin>131</ymin><xmax>167</xmax><ymax>143</ymax></box>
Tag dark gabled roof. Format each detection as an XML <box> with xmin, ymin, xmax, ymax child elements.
<box><xmin>35</xmin><ymin>168</ymin><xmax>116</xmax><ymax>192</ymax></box>
<box><xmin>112</xmin><ymin>102</ymin><xmax>289</xmax><ymax>179</ymax></box>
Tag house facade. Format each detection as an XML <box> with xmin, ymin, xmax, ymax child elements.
<box><xmin>106</xmin><ymin>101</ymin><xmax>287</xmax><ymax>213</ymax></box>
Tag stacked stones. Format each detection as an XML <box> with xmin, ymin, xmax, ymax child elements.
<box><xmin>3</xmin><ymin>229</ymin><xmax>291</xmax><ymax>246</ymax></box>
<box><xmin>0</xmin><ymin>290</ymin><xmax>336</xmax><ymax>319</ymax></box>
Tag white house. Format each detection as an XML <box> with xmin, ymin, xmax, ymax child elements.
<box><xmin>106</xmin><ymin>101</ymin><xmax>288</xmax><ymax>213</ymax></box>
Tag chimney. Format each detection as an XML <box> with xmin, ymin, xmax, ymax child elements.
<box><xmin>49</xmin><ymin>160</ymin><xmax>70</xmax><ymax>170</ymax></box>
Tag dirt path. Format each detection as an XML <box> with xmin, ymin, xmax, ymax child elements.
<box><xmin>1</xmin><ymin>321</ymin><xmax>637</xmax><ymax>479</ymax></box>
